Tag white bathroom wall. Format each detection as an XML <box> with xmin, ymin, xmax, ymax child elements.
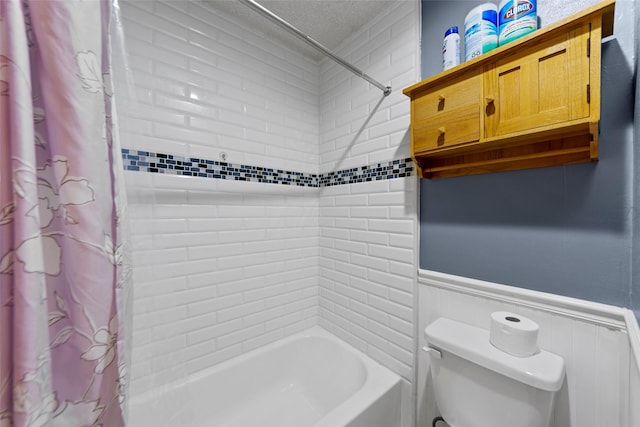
<box><xmin>120</xmin><ymin>0</ymin><xmax>320</xmax><ymax>172</ymax></box>
<box><xmin>631</xmin><ymin>355</ymin><xmax>640</xmax><ymax>425</ymax></box>
<box><xmin>319</xmin><ymin>0</ymin><xmax>417</xmax><ymax>174</ymax></box>
<box><xmin>126</xmin><ymin>175</ymin><xmax>319</xmax><ymax>396</ymax></box>
<box><xmin>627</xmin><ymin>310</ymin><xmax>640</xmax><ymax>426</ymax></box>
<box><xmin>417</xmin><ymin>270</ymin><xmax>634</xmax><ymax>427</ymax></box>
<box><xmin>318</xmin><ymin>177</ymin><xmax>417</xmax><ymax>379</ymax></box>
<box><xmin>120</xmin><ymin>0</ymin><xmax>423</xmax><ymax>411</ymax></box>
<box><xmin>317</xmin><ymin>2</ymin><xmax>421</xmax><ymax>426</ymax></box>
<box><xmin>120</xmin><ymin>0</ymin><xmax>323</xmax><ymax>396</ymax></box>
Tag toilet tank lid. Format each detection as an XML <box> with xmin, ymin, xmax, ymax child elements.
<box><xmin>424</xmin><ymin>317</ymin><xmax>565</xmax><ymax>392</ymax></box>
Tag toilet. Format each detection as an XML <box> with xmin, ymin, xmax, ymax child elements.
<box><xmin>424</xmin><ymin>317</ymin><xmax>565</xmax><ymax>427</ymax></box>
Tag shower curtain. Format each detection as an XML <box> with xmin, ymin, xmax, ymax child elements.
<box><xmin>0</xmin><ymin>0</ymin><xmax>132</xmax><ymax>426</ymax></box>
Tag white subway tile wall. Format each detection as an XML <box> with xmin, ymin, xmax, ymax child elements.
<box><xmin>127</xmin><ymin>175</ymin><xmax>320</xmax><ymax>395</ymax></box>
<box><xmin>121</xmin><ymin>0</ymin><xmax>421</xmax><ymax>409</ymax></box>
<box><xmin>317</xmin><ymin>0</ymin><xmax>420</xmax><ymax>388</ymax></box>
<box><xmin>120</xmin><ymin>0</ymin><xmax>323</xmax><ymax>396</ymax></box>
<box><xmin>120</xmin><ymin>0</ymin><xmax>320</xmax><ymax>173</ymax></box>
<box><xmin>319</xmin><ymin>0</ymin><xmax>417</xmax><ymax>173</ymax></box>
<box><xmin>318</xmin><ymin>177</ymin><xmax>418</xmax><ymax>381</ymax></box>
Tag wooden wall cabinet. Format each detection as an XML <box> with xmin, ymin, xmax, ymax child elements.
<box><xmin>403</xmin><ymin>0</ymin><xmax>615</xmax><ymax>179</ymax></box>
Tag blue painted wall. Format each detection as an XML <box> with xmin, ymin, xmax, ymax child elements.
<box><xmin>419</xmin><ymin>0</ymin><xmax>638</xmax><ymax>315</ymax></box>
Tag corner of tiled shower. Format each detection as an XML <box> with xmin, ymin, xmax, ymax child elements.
<box><xmin>119</xmin><ymin>0</ymin><xmax>420</xmax><ymax>424</ymax></box>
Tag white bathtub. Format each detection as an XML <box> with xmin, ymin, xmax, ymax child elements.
<box><xmin>129</xmin><ymin>326</ymin><xmax>402</xmax><ymax>427</ymax></box>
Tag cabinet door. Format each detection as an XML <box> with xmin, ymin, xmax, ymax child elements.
<box><xmin>484</xmin><ymin>23</ymin><xmax>591</xmax><ymax>138</ymax></box>
<box><xmin>411</xmin><ymin>71</ymin><xmax>481</xmax><ymax>153</ymax></box>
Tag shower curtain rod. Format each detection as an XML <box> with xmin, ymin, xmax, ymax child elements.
<box><xmin>237</xmin><ymin>0</ymin><xmax>392</xmax><ymax>97</ymax></box>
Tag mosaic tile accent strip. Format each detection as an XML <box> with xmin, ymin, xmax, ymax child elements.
<box><xmin>319</xmin><ymin>159</ymin><xmax>414</xmax><ymax>187</ymax></box>
<box><xmin>122</xmin><ymin>149</ymin><xmax>413</xmax><ymax>187</ymax></box>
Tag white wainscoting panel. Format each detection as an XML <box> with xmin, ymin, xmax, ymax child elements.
<box><xmin>631</xmin><ymin>360</ymin><xmax>640</xmax><ymax>427</ymax></box>
<box><xmin>626</xmin><ymin>309</ymin><xmax>640</xmax><ymax>426</ymax></box>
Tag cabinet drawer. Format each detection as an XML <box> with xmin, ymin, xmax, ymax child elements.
<box><xmin>413</xmin><ymin>72</ymin><xmax>482</xmax><ymax>121</ymax></box>
<box><xmin>412</xmin><ymin>105</ymin><xmax>480</xmax><ymax>153</ymax></box>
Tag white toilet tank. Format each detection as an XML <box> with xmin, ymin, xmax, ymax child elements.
<box><xmin>424</xmin><ymin>317</ymin><xmax>565</xmax><ymax>427</ymax></box>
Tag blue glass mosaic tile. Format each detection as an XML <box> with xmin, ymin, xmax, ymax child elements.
<box><xmin>121</xmin><ymin>149</ymin><xmax>413</xmax><ymax>187</ymax></box>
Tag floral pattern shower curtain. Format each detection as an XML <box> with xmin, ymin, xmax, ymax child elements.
<box><xmin>0</xmin><ymin>0</ymin><xmax>131</xmax><ymax>426</ymax></box>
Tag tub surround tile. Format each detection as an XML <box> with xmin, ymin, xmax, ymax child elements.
<box><xmin>122</xmin><ymin>148</ymin><xmax>413</xmax><ymax>187</ymax></box>
<box><xmin>318</xmin><ymin>176</ymin><xmax>418</xmax><ymax>387</ymax></box>
<box><xmin>122</xmin><ymin>2</ymin><xmax>419</xmax><ymax>426</ymax></box>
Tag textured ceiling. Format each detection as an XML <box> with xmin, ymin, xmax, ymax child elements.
<box><xmin>205</xmin><ymin>0</ymin><xmax>396</xmax><ymax>61</ymax></box>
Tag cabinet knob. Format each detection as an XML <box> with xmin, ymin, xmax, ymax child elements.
<box><xmin>438</xmin><ymin>127</ymin><xmax>446</xmax><ymax>135</ymax></box>
<box><xmin>438</xmin><ymin>94</ymin><xmax>445</xmax><ymax>102</ymax></box>
<box><xmin>485</xmin><ymin>96</ymin><xmax>495</xmax><ymax>105</ymax></box>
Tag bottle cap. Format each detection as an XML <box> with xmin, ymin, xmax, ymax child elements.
<box><xmin>444</xmin><ymin>26</ymin><xmax>459</xmax><ymax>37</ymax></box>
